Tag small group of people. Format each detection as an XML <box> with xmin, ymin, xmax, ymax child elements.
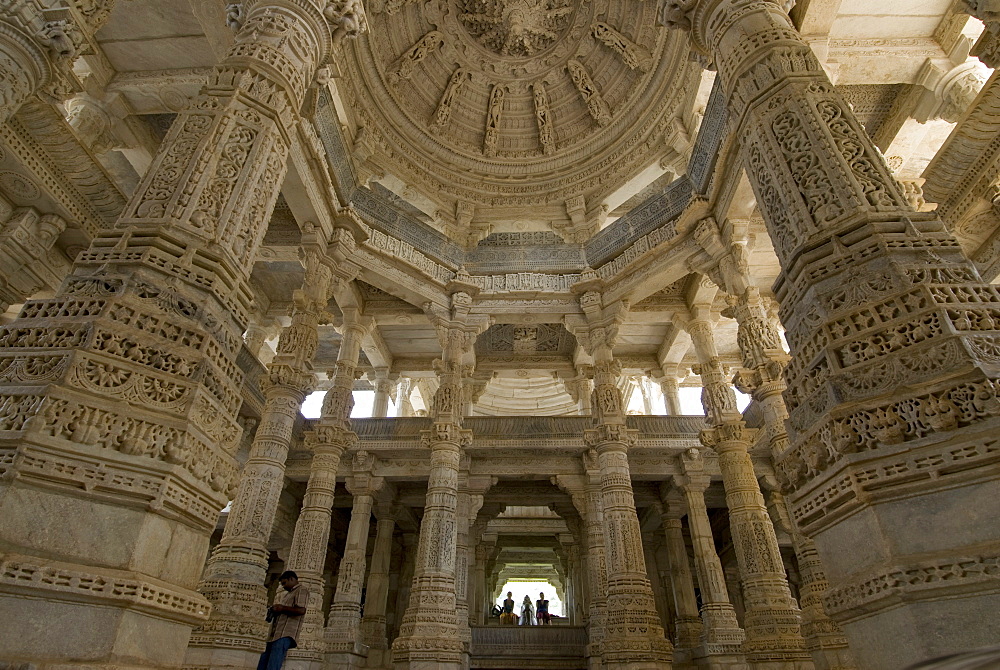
<box><xmin>500</xmin><ymin>591</ymin><xmax>552</xmax><ymax>625</ymax></box>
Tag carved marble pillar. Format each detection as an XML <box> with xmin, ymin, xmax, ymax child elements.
<box><xmin>666</xmin><ymin>1</ymin><xmax>1000</xmax><ymax>663</ymax></box>
<box><xmin>658</xmin><ymin>375</ymin><xmax>683</xmax><ymax>416</ymax></box>
<box><xmin>396</xmin><ymin>377</ymin><xmax>414</xmax><ymax>417</ymax></box>
<box><xmin>454</xmin><ymin>482</ymin><xmax>485</xmax><ymax>665</ymax></box>
<box><xmin>656</xmin><ymin>496</ymin><xmax>703</xmax><ymax>651</ymax></box>
<box><xmin>766</xmin><ymin>489</ymin><xmax>856</xmax><ymax>670</ymax></box>
<box><xmin>0</xmin><ymin>4</ymin><xmax>363</xmax><ymax>667</ymax></box>
<box><xmin>584</xmin><ymin>352</ymin><xmax>672</xmax><ymax>669</ymax></box>
<box><xmin>391</xmin><ymin>532</ymin><xmax>418</xmax><ymax>642</ymax></box>
<box><xmin>283</xmin><ymin>426</ymin><xmax>356</xmax><ymax>663</ymax></box>
<box><xmin>727</xmin><ymin>290</ymin><xmax>856</xmax><ymax>670</ymax></box>
<box><xmin>195</xmin><ymin>244</ymin><xmax>340</xmax><ymax>662</ymax></box>
<box><xmin>361</xmin><ymin>506</ymin><xmax>397</xmax><ymax>659</ymax></box>
<box><xmin>686</xmin><ymin>314</ymin><xmax>810</xmax><ymax>667</ymax></box>
<box><xmin>327</xmin><ymin>462</ymin><xmax>383</xmax><ymax>670</ymax></box>
<box><xmin>244</xmin><ymin>314</ymin><xmax>279</xmax><ymax>361</ymax></box>
<box><xmin>469</xmin><ymin>527</ymin><xmax>487</xmax><ymax>626</ymax></box>
<box><xmin>577</xmin><ymin>367</ymin><xmax>594</xmax><ymax>415</ymax></box>
<box><xmin>392</xmin><ymin>294</ymin><xmax>487</xmax><ymax>670</ymax></box>
<box><xmin>674</xmin><ymin>463</ymin><xmax>746</xmax><ymax>658</ymax></box>
<box><xmin>559</xmin><ymin>533</ymin><xmax>581</xmax><ymax>625</ymax></box>
<box><xmin>579</xmin><ymin>476</ymin><xmax>608</xmax><ymax>664</ymax></box>
<box><xmin>371</xmin><ymin>368</ymin><xmax>393</xmax><ymax>418</ymax></box>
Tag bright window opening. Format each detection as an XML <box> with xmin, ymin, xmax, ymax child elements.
<box><xmin>495</xmin><ymin>580</ymin><xmax>563</xmax><ymax>618</ymax></box>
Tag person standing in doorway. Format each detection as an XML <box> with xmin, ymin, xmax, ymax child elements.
<box><xmin>536</xmin><ymin>591</ymin><xmax>550</xmax><ymax>625</ymax></box>
<box><xmin>257</xmin><ymin>570</ymin><xmax>309</xmax><ymax>670</ymax></box>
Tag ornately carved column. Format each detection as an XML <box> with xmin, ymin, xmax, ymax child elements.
<box><xmin>664</xmin><ymin>0</ymin><xmax>1000</xmax><ymax>665</ymax></box>
<box><xmin>656</xmin><ymin>495</ymin><xmax>702</xmax><ymax>651</ymax></box>
<box><xmin>194</xmin><ymin>247</ymin><xmax>333</xmax><ymax>661</ymax></box>
<box><xmin>371</xmin><ymin>368</ymin><xmax>393</xmax><ymax>418</ymax></box>
<box><xmin>392</xmin><ymin>290</ymin><xmax>487</xmax><ymax>670</ymax></box>
<box><xmin>454</xmin><ymin>480</ymin><xmax>486</xmax><ymax>665</ymax></box>
<box><xmin>674</xmin><ymin>456</ymin><xmax>746</xmax><ymax>661</ymax></box>
<box><xmin>282</xmin><ymin>426</ymin><xmax>355</xmax><ymax>665</ymax></box>
<box><xmin>685</xmin><ymin>314</ymin><xmax>810</xmax><ymax>667</ymax></box>
<box><xmin>583</xmin><ymin>327</ymin><xmax>672</xmax><ymax>667</ymax></box>
<box><xmin>0</xmin><ymin>2</ymin><xmax>366</xmax><ymax>663</ymax></box>
<box><xmin>567</xmin><ymin>287</ymin><xmax>671</xmax><ymax>669</ymax></box>
<box><xmin>327</xmin><ymin>459</ymin><xmax>383</xmax><ymax>670</ymax></box>
<box><xmin>658</xmin><ymin>374</ymin><xmax>683</xmax><ymax>416</ymax></box>
<box><xmin>360</xmin><ymin>504</ymin><xmax>398</xmax><ymax>668</ymax></box>
<box><xmin>727</xmin><ymin>290</ymin><xmax>856</xmax><ymax>670</ymax></box>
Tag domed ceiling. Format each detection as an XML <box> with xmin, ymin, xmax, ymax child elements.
<box><xmin>338</xmin><ymin>0</ymin><xmax>700</xmax><ymax>242</ymax></box>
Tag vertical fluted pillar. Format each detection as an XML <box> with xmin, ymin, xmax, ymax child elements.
<box><xmin>728</xmin><ymin>289</ymin><xmax>856</xmax><ymax>670</ymax></box>
<box><xmin>195</xmin><ymin>250</ymin><xmax>333</xmax><ymax>659</ymax></box>
<box><xmin>327</xmin><ymin>463</ymin><xmax>382</xmax><ymax>669</ymax></box>
<box><xmin>664</xmin><ymin>1</ymin><xmax>1000</xmax><ymax>663</ymax></box>
<box><xmin>685</xmin><ymin>314</ymin><xmax>809</xmax><ymax>667</ymax></box>
<box><xmin>391</xmin><ymin>532</ymin><xmax>418</xmax><ymax>642</ymax></box>
<box><xmin>396</xmin><ymin>377</ymin><xmax>414</xmax><ymax>417</ymax></box>
<box><xmin>361</xmin><ymin>507</ymin><xmax>398</xmax><ymax>656</ymax></box>
<box><xmin>282</xmin><ymin>429</ymin><xmax>354</xmax><ymax>663</ymax></box>
<box><xmin>674</xmin><ymin>461</ymin><xmax>745</xmax><ymax>656</ymax></box>
<box><xmin>372</xmin><ymin>368</ymin><xmax>393</xmax><ymax>418</ymax></box>
<box><xmin>469</xmin><ymin>528</ymin><xmax>487</xmax><ymax>625</ymax></box>
<box><xmin>658</xmin><ymin>376</ymin><xmax>683</xmax><ymax>416</ymax></box>
<box><xmin>656</xmin><ymin>496</ymin><xmax>702</xmax><ymax>651</ymax></box>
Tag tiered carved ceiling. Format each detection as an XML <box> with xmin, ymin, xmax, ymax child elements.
<box><xmin>23</xmin><ymin>0</ymin><xmax>982</xmax><ymax>417</ymax></box>
<box><xmin>337</xmin><ymin>0</ymin><xmax>699</xmax><ymax>240</ymax></box>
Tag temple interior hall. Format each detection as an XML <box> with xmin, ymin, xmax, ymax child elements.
<box><xmin>3</xmin><ymin>1</ymin><xmax>1000</xmax><ymax>670</ymax></box>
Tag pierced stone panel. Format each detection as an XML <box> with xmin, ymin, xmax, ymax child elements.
<box><xmin>475</xmin><ymin>323</ymin><xmax>576</xmax><ymax>356</ymax></box>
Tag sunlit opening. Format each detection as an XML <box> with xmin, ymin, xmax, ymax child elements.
<box><xmin>495</xmin><ymin>580</ymin><xmax>563</xmax><ymax>618</ymax></box>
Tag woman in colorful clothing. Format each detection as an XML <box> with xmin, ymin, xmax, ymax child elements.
<box><xmin>500</xmin><ymin>591</ymin><xmax>517</xmax><ymax>625</ymax></box>
<box><xmin>536</xmin><ymin>591</ymin><xmax>550</xmax><ymax>625</ymax></box>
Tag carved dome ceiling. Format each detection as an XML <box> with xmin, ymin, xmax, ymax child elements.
<box><xmin>338</xmin><ymin>0</ymin><xmax>700</xmax><ymax>241</ymax></box>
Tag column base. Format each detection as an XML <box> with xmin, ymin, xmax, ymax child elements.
<box><xmin>363</xmin><ymin>648</ymin><xmax>393</xmax><ymax>669</ymax></box>
<box><xmin>0</xmin><ymin>588</ymin><xmax>205</xmax><ymax>670</ymax></box>
<box><xmin>687</xmin><ymin>646</ymin><xmax>750</xmax><ymax>670</ymax></box>
<box><xmin>183</xmin><ymin>644</ymin><xmax>262</xmax><ymax>670</ymax></box>
<box><xmin>326</xmin><ymin>644</ymin><xmax>369</xmax><ymax>670</ymax></box>
<box><xmin>793</xmin><ymin>422</ymin><xmax>1000</xmax><ymax>669</ymax></box>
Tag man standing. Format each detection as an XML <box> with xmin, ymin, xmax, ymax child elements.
<box><xmin>257</xmin><ymin>570</ymin><xmax>309</xmax><ymax>670</ymax></box>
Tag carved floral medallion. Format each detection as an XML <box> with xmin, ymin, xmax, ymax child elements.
<box><xmin>458</xmin><ymin>0</ymin><xmax>575</xmax><ymax>57</ymax></box>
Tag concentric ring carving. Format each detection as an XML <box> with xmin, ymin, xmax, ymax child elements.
<box><xmin>338</xmin><ymin>0</ymin><xmax>697</xmax><ymax>227</ymax></box>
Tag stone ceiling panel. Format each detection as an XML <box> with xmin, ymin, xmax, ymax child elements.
<box><xmin>334</xmin><ymin>0</ymin><xmax>700</xmax><ymax>238</ymax></box>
